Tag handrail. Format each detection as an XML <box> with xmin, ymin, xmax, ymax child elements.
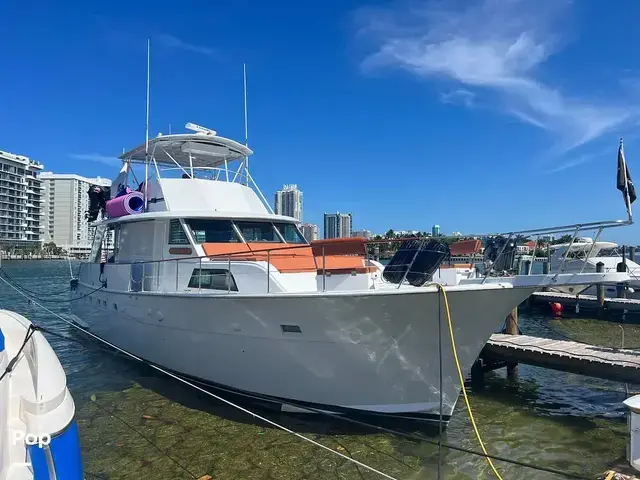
<box><xmin>161</xmin><ymin>166</ymin><xmax>249</xmax><ymax>182</ymax></box>
<box><xmin>93</xmin><ymin>215</ymin><xmax>632</xmax><ymax>269</ymax></box>
<box><xmin>84</xmin><ymin>217</ymin><xmax>634</xmax><ymax>296</ymax></box>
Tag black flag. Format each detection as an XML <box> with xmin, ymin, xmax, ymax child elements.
<box><xmin>617</xmin><ymin>140</ymin><xmax>636</xmax><ymax>217</ymax></box>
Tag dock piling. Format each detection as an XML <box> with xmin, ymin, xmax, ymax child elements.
<box><xmin>470</xmin><ymin>359</ymin><xmax>484</xmax><ymax>390</ymax></box>
<box><xmin>596</xmin><ymin>261</ymin><xmax>606</xmax><ymax>315</ymax></box>
<box><xmin>618</xmin><ymin>253</ymin><xmax>628</xmax><ymax>299</ymax></box>
<box><xmin>505</xmin><ymin>307</ymin><xmax>519</xmax><ymax>379</ymax></box>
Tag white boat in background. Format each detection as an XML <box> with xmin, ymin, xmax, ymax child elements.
<box><xmin>547</xmin><ymin>238</ymin><xmax>640</xmax><ymax>297</ymax></box>
<box><xmin>0</xmin><ymin>310</ymin><xmax>83</xmax><ymax>480</ymax></box>
<box><xmin>69</xmin><ymin>123</ymin><xmax>630</xmax><ymax>422</ymax></box>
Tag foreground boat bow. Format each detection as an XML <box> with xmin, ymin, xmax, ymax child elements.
<box><xmin>0</xmin><ymin>310</ymin><xmax>83</xmax><ymax>479</ymax></box>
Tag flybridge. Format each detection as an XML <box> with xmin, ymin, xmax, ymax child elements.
<box><xmin>119</xmin><ymin>122</ymin><xmax>253</xmax><ymax>170</ymax></box>
<box><xmin>103</xmin><ymin>122</ymin><xmax>272</xmax><ymax>216</ymax></box>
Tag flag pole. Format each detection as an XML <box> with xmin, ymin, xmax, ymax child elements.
<box><xmin>621</xmin><ymin>138</ymin><xmax>633</xmax><ymax>222</ymax></box>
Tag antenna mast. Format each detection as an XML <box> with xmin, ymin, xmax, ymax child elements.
<box><xmin>144</xmin><ymin>38</ymin><xmax>151</xmax><ymax>211</ymax></box>
<box><xmin>243</xmin><ymin>63</ymin><xmax>249</xmax><ymax>185</ymax></box>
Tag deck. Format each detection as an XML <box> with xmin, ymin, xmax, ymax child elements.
<box><xmin>483</xmin><ymin>333</ymin><xmax>640</xmax><ymax>383</ymax></box>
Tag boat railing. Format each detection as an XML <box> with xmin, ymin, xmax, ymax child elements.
<box><xmin>78</xmin><ymin>216</ymin><xmax>632</xmax><ymax>295</ymax></box>
<box><xmin>159</xmin><ymin>166</ymin><xmax>249</xmax><ymax>184</ymax></box>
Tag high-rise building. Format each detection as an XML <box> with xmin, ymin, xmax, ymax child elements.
<box><xmin>432</xmin><ymin>224</ymin><xmax>440</xmax><ymax>236</ymax></box>
<box><xmin>40</xmin><ymin>172</ymin><xmax>111</xmax><ymax>256</ymax></box>
<box><xmin>0</xmin><ymin>149</ymin><xmax>44</xmax><ymax>249</ymax></box>
<box><xmin>274</xmin><ymin>184</ymin><xmax>303</xmax><ymax>222</ymax></box>
<box><xmin>324</xmin><ymin>212</ymin><xmax>352</xmax><ymax>239</ymax></box>
<box><xmin>352</xmin><ymin>229</ymin><xmax>372</xmax><ymax>239</ymax></box>
<box><xmin>301</xmin><ymin>223</ymin><xmax>319</xmax><ymax>242</ymax></box>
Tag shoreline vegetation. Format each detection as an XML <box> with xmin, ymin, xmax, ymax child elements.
<box><xmin>0</xmin><ymin>241</ymin><xmax>84</xmax><ymax>260</ymax></box>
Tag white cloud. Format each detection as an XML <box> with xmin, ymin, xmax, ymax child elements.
<box><xmin>69</xmin><ymin>153</ymin><xmax>120</xmax><ymax>166</ymax></box>
<box><xmin>155</xmin><ymin>34</ymin><xmax>216</xmax><ymax>57</ymax></box>
<box><xmin>440</xmin><ymin>89</ymin><xmax>475</xmax><ymax>108</ymax></box>
<box><xmin>357</xmin><ymin>0</ymin><xmax>636</xmax><ymax>151</ymax></box>
<box><xmin>544</xmin><ymin>154</ymin><xmax>596</xmax><ymax>174</ymax></box>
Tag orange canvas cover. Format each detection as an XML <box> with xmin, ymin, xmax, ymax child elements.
<box><xmin>310</xmin><ymin>237</ymin><xmax>367</xmax><ymax>256</ymax></box>
<box><xmin>449</xmin><ymin>239</ymin><xmax>482</xmax><ymax>256</ymax></box>
<box><xmin>202</xmin><ymin>240</ymin><xmax>376</xmax><ymax>275</ymax></box>
<box><xmin>202</xmin><ymin>243</ymin><xmax>317</xmax><ymax>273</ymax></box>
<box><xmin>315</xmin><ymin>255</ymin><xmax>376</xmax><ymax>274</ymax></box>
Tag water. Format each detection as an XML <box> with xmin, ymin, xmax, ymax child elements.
<box><xmin>1</xmin><ymin>260</ymin><xmax>639</xmax><ymax>479</ymax></box>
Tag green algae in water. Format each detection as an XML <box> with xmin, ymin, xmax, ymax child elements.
<box><xmin>77</xmin><ymin>380</ymin><xmax>629</xmax><ymax>480</ymax></box>
<box><xmin>78</xmin><ymin>384</ymin><xmax>426</xmax><ymax>479</ymax></box>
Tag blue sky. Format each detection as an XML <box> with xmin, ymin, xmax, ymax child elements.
<box><xmin>2</xmin><ymin>0</ymin><xmax>640</xmax><ymax>241</ymax></box>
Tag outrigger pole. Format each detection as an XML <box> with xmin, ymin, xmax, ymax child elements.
<box><xmin>243</xmin><ymin>63</ymin><xmax>249</xmax><ymax>185</ymax></box>
<box><xmin>144</xmin><ymin>38</ymin><xmax>151</xmax><ymax>212</ymax></box>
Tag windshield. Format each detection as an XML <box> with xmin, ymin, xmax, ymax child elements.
<box><xmin>274</xmin><ymin>223</ymin><xmax>307</xmax><ymax>244</ymax></box>
<box><xmin>234</xmin><ymin>221</ymin><xmax>282</xmax><ymax>242</ymax></box>
<box><xmin>186</xmin><ymin>219</ymin><xmax>241</xmax><ymax>243</ymax></box>
<box><xmin>184</xmin><ymin>219</ymin><xmax>309</xmax><ymax>244</ymax></box>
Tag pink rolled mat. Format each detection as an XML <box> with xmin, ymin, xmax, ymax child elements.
<box><xmin>106</xmin><ymin>191</ymin><xmax>144</xmax><ymax>218</ymax></box>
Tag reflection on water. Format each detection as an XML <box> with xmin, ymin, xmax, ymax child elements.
<box><xmin>1</xmin><ymin>260</ymin><xmax>638</xmax><ymax>479</ymax></box>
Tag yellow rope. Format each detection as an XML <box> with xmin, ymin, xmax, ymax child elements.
<box><xmin>436</xmin><ymin>284</ymin><xmax>504</xmax><ymax>479</ymax></box>
<box><xmin>604</xmin><ymin>471</ymin><xmax>615</xmax><ymax>480</ymax></box>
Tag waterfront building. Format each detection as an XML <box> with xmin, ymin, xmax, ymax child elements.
<box><xmin>432</xmin><ymin>224</ymin><xmax>441</xmax><ymax>236</ymax></box>
<box><xmin>541</xmin><ymin>234</ymin><xmax>556</xmax><ymax>242</ymax></box>
<box><xmin>274</xmin><ymin>184</ymin><xmax>303</xmax><ymax>221</ymax></box>
<box><xmin>300</xmin><ymin>223</ymin><xmax>319</xmax><ymax>242</ymax></box>
<box><xmin>324</xmin><ymin>212</ymin><xmax>352</xmax><ymax>239</ymax></box>
<box><xmin>40</xmin><ymin>172</ymin><xmax>111</xmax><ymax>256</ymax></box>
<box><xmin>396</xmin><ymin>230</ymin><xmax>420</xmax><ymax>236</ymax></box>
<box><xmin>0</xmin><ymin>149</ymin><xmax>44</xmax><ymax>249</ymax></box>
<box><xmin>352</xmin><ymin>229</ymin><xmax>372</xmax><ymax>239</ymax></box>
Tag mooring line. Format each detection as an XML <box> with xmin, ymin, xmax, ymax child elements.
<box><xmin>0</xmin><ymin>276</ymin><xmax>399</xmax><ymax>480</ymax></box>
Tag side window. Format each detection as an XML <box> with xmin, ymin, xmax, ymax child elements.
<box><xmin>105</xmin><ymin>225</ymin><xmax>117</xmax><ymax>263</ymax></box>
<box><xmin>274</xmin><ymin>223</ymin><xmax>307</xmax><ymax>244</ymax></box>
<box><xmin>188</xmin><ymin>269</ymin><xmax>238</xmax><ymax>291</ymax></box>
<box><xmin>186</xmin><ymin>219</ymin><xmax>240</xmax><ymax>243</ymax></box>
<box><xmin>169</xmin><ymin>219</ymin><xmax>189</xmax><ymax>245</ymax></box>
<box><xmin>234</xmin><ymin>221</ymin><xmax>281</xmax><ymax>242</ymax></box>
<box><xmin>89</xmin><ymin>225</ymin><xmax>106</xmax><ymax>263</ymax></box>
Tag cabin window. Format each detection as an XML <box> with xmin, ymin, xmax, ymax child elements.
<box><xmin>169</xmin><ymin>219</ymin><xmax>189</xmax><ymax>245</ymax></box>
<box><xmin>274</xmin><ymin>223</ymin><xmax>307</xmax><ymax>244</ymax></box>
<box><xmin>188</xmin><ymin>269</ymin><xmax>238</xmax><ymax>291</ymax></box>
<box><xmin>234</xmin><ymin>221</ymin><xmax>281</xmax><ymax>243</ymax></box>
<box><xmin>185</xmin><ymin>219</ymin><xmax>240</xmax><ymax>243</ymax></box>
<box><xmin>115</xmin><ymin>221</ymin><xmax>154</xmax><ymax>263</ymax></box>
<box><xmin>90</xmin><ymin>224</ymin><xmax>117</xmax><ymax>263</ymax></box>
<box><xmin>89</xmin><ymin>225</ymin><xmax>106</xmax><ymax>263</ymax></box>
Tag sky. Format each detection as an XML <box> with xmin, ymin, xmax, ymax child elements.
<box><xmin>2</xmin><ymin>0</ymin><xmax>640</xmax><ymax>242</ymax></box>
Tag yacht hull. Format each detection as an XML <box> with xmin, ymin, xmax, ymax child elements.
<box><xmin>551</xmin><ymin>283</ymin><xmax>640</xmax><ymax>299</ymax></box>
<box><xmin>71</xmin><ymin>283</ymin><xmax>535</xmax><ymax>420</ymax></box>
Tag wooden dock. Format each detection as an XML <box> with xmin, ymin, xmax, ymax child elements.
<box><xmin>482</xmin><ymin>333</ymin><xmax>640</xmax><ymax>383</ymax></box>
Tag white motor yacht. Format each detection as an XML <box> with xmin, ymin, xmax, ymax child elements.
<box><xmin>547</xmin><ymin>238</ymin><xmax>640</xmax><ymax>297</ymax></box>
<box><xmin>70</xmin><ymin>123</ymin><xmax>630</xmax><ymax>422</ymax></box>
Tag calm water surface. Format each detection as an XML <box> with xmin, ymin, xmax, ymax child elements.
<box><xmin>1</xmin><ymin>260</ymin><xmax>639</xmax><ymax>479</ymax></box>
